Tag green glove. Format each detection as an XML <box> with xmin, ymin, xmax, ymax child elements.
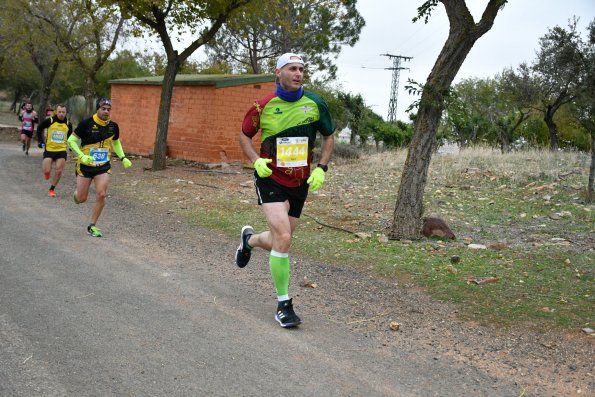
<box><xmin>122</xmin><ymin>158</ymin><xmax>132</xmax><ymax>169</ymax></box>
<box><xmin>79</xmin><ymin>154</ymin><xmax>94</xmax><ymax>165</ymax></box>
<box><xmin>254</xmin><ymin>158</ymin><xmax>273</xmax><ymax>178</ymax></box>
<box><xmin>307</xmin><ymin>167</ymin><xmax>326</xmax><ymax>192</ymax></box>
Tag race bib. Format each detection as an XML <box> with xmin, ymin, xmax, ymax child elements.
<box><xmin>50</xmin><ymin>131</ymin><xmax>65</xmax><ymax>143</ymax></box>
<box><xmin>89</xmin><ymin>147</ymin><xmax>109</xmax><ymax>165</ymax></box>
<box><xmin>23</xmin><ymin>121</ymin><xmax>32</xmax><ymax>130</ymax></box>
<box><xmin>276</xmin><ymin>137</ymin><xmax>308</xmax><ymax>167</ymax></box>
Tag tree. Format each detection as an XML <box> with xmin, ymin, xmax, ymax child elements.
<box><xmin>443</xmin><ymin>77</ymin><xmax>495</xmax><ymax>148</ymax></box>
<box><xmin>390</xmin><ymin>0</ymin><xmax>507</xmax><ymax>240</ymax></box>
<box><xmin>532</xmin><ymin>18</ymin><xmax>587</xmax><ymax>151</ymax></box>
<box><xmin>0</xmin><ymin>22</ymin><xmax>35</xmax><ymax>111</ymax></box>
<box><xmin>338</xmin><ymin>92</ymin><xmax>365</xmax><ymax>145</ymax></box>
<box><xmin>27</xmin><ymin>0</ymin><xmax>126</xmax><ymax>116</ymax></box>
<box><xmin>96</xmin><ymin>50</ymin><xmax>153</xmax><ymax>95</ymax></box>
<box><xmin>0</xmin><ymin>0</ymin><xmax>60</xmax><ymax>115</ymax></box>
<box><xmin>204</xmin><ymin>0</ymin><xmax>364</xmax><ymax>78</ymax></box>
<box><xmin>572</xmin><ymin>20</ymin><xmax>595</xmax><ymax>201</ymax></box>
<box><xmin>494</xmin><ymin>65</ymin><xmax>537</xmax><ymax>152</ymax></box>
<box><xmin>104</xmin><ymin>0</ymin><xmax>251</xmax><ymax>171</ymax></box>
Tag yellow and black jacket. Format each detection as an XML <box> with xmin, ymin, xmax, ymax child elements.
<box><xmin>73</xmin><ymin>114</ymin><xmax>120</xmax><ymax>170</ymax></box>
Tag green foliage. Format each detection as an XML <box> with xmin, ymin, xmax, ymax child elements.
<box><xmin>337</xmin><ymin>92</ymin><xmax>365</xmax><ymax>144</ymax></box>
<box><xmin>20</xmin><ymin>0</ymin><xmax>127</xmax><ymax>114</ymax></box>
<box><xmin>204</xmin><ymin>0</ymin><xmax>364</xmax><ymax>79</ymax></box>
<box><xmin>306</xmin><ymin>83</ymin><xmax>348</xmax><ymax>132</ymax></box>
<box><xmin>372</xmin><ymin>120</ymin><xmax>412</xmax><ymax>149</ymax></box>
<box><xmin>443</xmin><ymin>78</ymin><xmax>498</xmax><ymax>147</ymax></box>
<box><xmin>519</xmin><ymin>116</ymin><xmax>549</xmax><ymax>147</ymax></box>
<box><xmin>96</xmin><ymin>50</ymin><xmax>153</xmax><ymax>96</ymax></box>
<box><xmin>531</xmin><ymin>18</ymin><xmax>591</xmax><ymax>151</ymax></box>
<box><xmin>44</xmin><ymin>61</ymin><xmax>85</xmax><ymax>105</ymax></box>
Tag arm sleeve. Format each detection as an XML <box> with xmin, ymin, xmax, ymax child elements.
<box><xmin>67</xmin><ymin>134</ymin><xmax>84</xmax><ymax>158</ymax></box>
<box><xmin>112</xmin><ymin>139</ymin><xmax>126</xmax><ymax>159</ymax></box>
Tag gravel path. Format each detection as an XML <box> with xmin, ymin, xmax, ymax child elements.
<box><xmin>0</xmin><ymin>127</ymin><xmax>593</xmax><ymax>396</ymax></box>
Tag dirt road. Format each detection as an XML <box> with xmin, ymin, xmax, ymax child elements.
<box><xmin>0</xmin><ymin>136</ymin><xmax>591</xmax><ymax>396</ymax></box>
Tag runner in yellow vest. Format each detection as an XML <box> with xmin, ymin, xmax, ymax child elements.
<box><xmin>36</xmin><ymin>104</ymin><xmax>72</xmax><ymax>197</ymax></box>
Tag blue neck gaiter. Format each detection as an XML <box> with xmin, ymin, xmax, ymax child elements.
<box><xmin>276</xmin><ymin>83</ymin><xmax>303</xmax><ymax>102</ymax></box>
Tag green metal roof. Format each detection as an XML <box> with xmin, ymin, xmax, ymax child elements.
<box><xmin>109</xmin><ymin>74</ymin><xmax>275</xmax><ymax>88</ymax></box>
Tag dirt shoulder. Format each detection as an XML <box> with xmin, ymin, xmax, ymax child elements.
<box><xmin>1</xmin><ymin>126</ymin><xmax>592</xmax><ymax>396</ymax></box>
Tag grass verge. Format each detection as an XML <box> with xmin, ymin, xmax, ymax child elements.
<box><xmin>111</xmin><ymin>147</ymin><xmax>594</xmax><ymax>332</ymax></box>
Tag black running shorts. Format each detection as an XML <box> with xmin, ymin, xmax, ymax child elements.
<box><xmin>254</xmin><ymin>176</ymin><xmax>308</xmax><ymax>218</ymax></box>
<box><xmin>76</xmin><ymin>162</ymin><xmax>111</xmax><ymax>178</ymax></box>
<box><xmin>43</xmin><ymin>151</ymin><xmax>67</xmax><ymax>160</ymax></box>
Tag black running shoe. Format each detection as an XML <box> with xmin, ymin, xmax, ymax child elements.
<box><xmin>275</xmin><ymin>299</ymin><xmax>301</xmax><ymax>328</ymax></box>
<box><xmin>235</xmin><ymin>225</ymin><xmax>253</xmax><ymax>268</ymax></box>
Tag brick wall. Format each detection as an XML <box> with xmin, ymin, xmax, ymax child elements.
<box><xmin>110</xmin><ymin>79</ymin><xmax>275</xmax><ymax>164</ymax></box>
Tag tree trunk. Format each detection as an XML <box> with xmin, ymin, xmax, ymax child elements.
<box><xmin>350</xmin><ymin>128</ymin><xmax>357</xmax><ymax>145</ymax></box>
<box><xmin>588</xmin><ymin>131</ymin><xmax>594</xmax><ymax>203</ymax></box>
<box><xmin>390</xmin><ymin>102</ymin><xmax>442</xmax><ymax>239</ymax></box>
<box><xmin>152</xmin><ymin>57</ymin><xmax>180</xmax><ymax>171</ymax></box>
<box><xmin>544</xmin><ymin>105</ymin><xmax>559</xmax><ymax>151</ymax></box>
<box><xmin>499</xmin><ymin>127</ymin><xmax>511</xmax><ymax>153</ymax></box>
<box><xmin>389</xmin><ymin>0</ymin><xmax>505</xmax><ymax>240</ymax></box>
<box><xmin>37</xmin><ymin>59</ymin><xmax>60</xmax><ymax>121</ymax></box>
<box><xmin>84</xmin><ymin>75</ymin><xmax>97</xmax><ymax>118</ymax></box>
<box><xmin>10</xmin><ymin>90</ymin><xmax>21</xmax><ymax>113</ymax></box>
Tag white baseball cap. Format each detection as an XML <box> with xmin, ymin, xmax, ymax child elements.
<box><xmin>276</xmin><ymin>53</ymin><xmax>304</xmax><ymax>70</ymax></box>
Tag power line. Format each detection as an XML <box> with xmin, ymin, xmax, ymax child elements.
<box><xmin>381</xmin><ymin>54</ymin><xmax>412</xmax><ymax>124</ymax></box>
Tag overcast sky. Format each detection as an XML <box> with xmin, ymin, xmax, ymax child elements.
<box><xmin>334</xmin><ymin>0</ymin><xmax>595</xmax><ymax>121</ymax></box>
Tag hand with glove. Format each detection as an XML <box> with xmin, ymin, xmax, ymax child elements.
<box><xmin>122</xmin><ymin>157</ymin><xmax>132</xmax><ymax>169</ymax></box>
<box><xmin>79</xmin><ymin>154</ymin><xmax>94</xmax><ymax>165</ymax></box>
<box><xmin>37</xmin><ymin>142</ymin><xmax>44</xmax><ymax>149</ymax></box>
<box><xmin>254</xmin><ymin>158</ymin><xmax>273</xmax><ymax>178</ymax></box>
<box><xmin>307</xmin><ymin>167</ymin><xmax>326</xmax><ymax>192</ymax></box>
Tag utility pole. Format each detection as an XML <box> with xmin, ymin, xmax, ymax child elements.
<box><xmin>382</xmin><ymin>54</ymin><xmax>412</xmax><ymax>124</ymax></box>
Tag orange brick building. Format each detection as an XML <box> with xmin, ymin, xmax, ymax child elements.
<box><xmin>109</xmin><ymin>74</ymin><xmax>276</xmax><ymax>164</ymax></box>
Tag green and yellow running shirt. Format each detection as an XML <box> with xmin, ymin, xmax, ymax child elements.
<box><xmin>73</xmin><ymin>114</ymin><xmax>120</xmax><ymax>168</ymax></box>
<box><xmin>242</xmin><ymin>91</ymin><xmax>335</xmax><ymax>187</ymax></box>
<box><xmin>36</xmin><ymin>116</ymin><xmax>73</xmax><ymax>152</ymax></box>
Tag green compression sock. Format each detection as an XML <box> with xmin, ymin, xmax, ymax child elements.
<box><xmin>269</xmin><ymin>251</ymin><xmax>290</xmax><ymax>297</ymax></box>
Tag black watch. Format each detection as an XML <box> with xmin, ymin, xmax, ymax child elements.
<box><xmin>317</xmin><ymin>163</ymin><xmax>328</xmax><ymax>172</ymax></box>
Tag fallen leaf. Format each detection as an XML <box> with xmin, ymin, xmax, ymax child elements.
<box><xmin>299</xmin><ymin>277</ymin><xmax>317</xmax><ymax>289</ymax></box>
<box><xmin>389</xmin><ymin>321</ymin><xmax>400</xmax><ymax>331</ymax></box>
<box><xmin>446</xmin><ymin>264</ymin><xmax>458</xmax><ymax>274</ymax></box>
<box><xmin>464</xmin><ymin>276</ymin><xmax>499</xmax><ymax>285</ymax></box>
<box><xmin>488</xmin><ymin>242</ymin><xmax>509</xmax><ymax>251</ymax></box>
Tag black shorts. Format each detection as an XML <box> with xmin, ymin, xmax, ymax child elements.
<box><xmin>21</xmin><ymin>130</ymin><xmax>33</xmax><ymax>138</ymax></box>
<box><xmin>76</xmin><ymin>162</ymin><xmax>111</xmax><ymax>178</ymax></box>
<box><xmin>43</xmin><ymin>151</ymin><xmax>67</xmax><ymax>160</ymax></box>
<box><xmin>255</xmin><ymin>176</ymin><xmax>308</xmax><ymax>218</ymax></box>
